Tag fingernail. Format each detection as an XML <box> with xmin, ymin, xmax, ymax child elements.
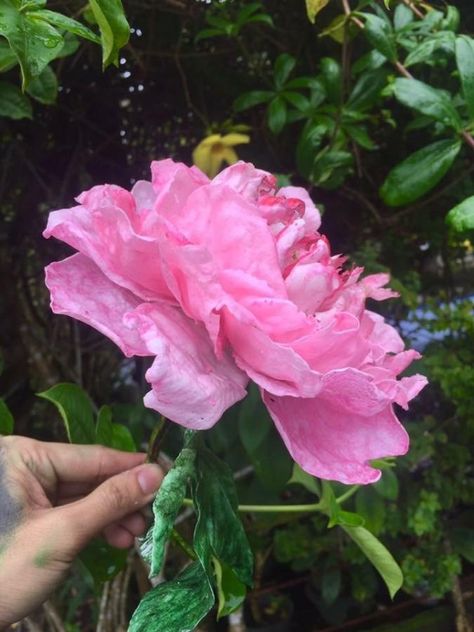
<box><xmin>137</xmin><ymin>464</ymin><xmax>163</xmax><ymax>495</ymax></box>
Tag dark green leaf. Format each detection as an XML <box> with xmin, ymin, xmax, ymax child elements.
<box><xmin>288</xmin><ymin>463</ymin><xmax>320</xmax><ymax>495</ymax></box>
<box><xmin>344</xmin><ymin>123</ymin><xmax>376</xmax><ymax>149</ymax></box>
<box><xmin>129</xmin><ymin>561</ymin><xmax>214</xmax><ymax>632</ymax></box>
<box><xmin>374</xmin><ymin>468</ymin><xmax>399</xmax><ymax>500</ymax></box>
<box><xmin>352</xmin><ymin>49</ymin><xmax>386</xmax><ymax>74</ymax></box>
<box><xmin>245</xmin><ymin>14</ymin><xmax>274</xmax><ymax>28</ymax></box>
<box><xmin>282</xmin><ymin>90</ymin><xmax>310</xmax><ymax>111</ymax></box>
<box><xmin>238</xmin><ymin>384</ymin><xmax>292</xmax><ymax>492</ymax></box>
<box><xmin>88</xmin><ymin>0</ymin><xmax>130</xmax><ymax>67</ymax></box>
<box><xmin>26</xmin><ymin>65</ymin><xmax>57</xmax><ymax>104</ymax></box>
<box><xmin>26</xmin><ymin>10</ymin><xmax>100</xmax><ymax>44</ymax></box>
<box><xmin>213</xmin><ymin>558</ymin><xmax>246</xmax><ymax>618</ymax></box>
<box><xmin>355</xmin><ymin>486</ymin><xmax>386</xmax><ymax>535</ymax></box>
<box><xmin>0</xmin><ymin>39</ymin><xmax>17</xmax><ymax>71</ymax></box>
<box><xmin>320</xmin><ymin>57</ymin><xmax>341</xmax><ymax>105</ymax></box>
<box><xmin>380</xmin><ymin>138</ymin><xmax>461</xmax><ymax>206</ymax></box>
<box><xmin>347</xmin><ymin>68</ymin><xmax>388</xmax><ymax>111</ymax></box>
<box><xmin>0</xmin><ymin>80</ymin><xmax>32</xmax><ymax>118</ymax></box>
<box><xmin>38</xmin><ymin>383</ymin><xmax>96</xmax><ymax>444</ymax></box>
<box><xmin>442</xmin><ymin>6</ymin><xmax>460</xmax><ymax>32</ymax></box>
<box><xmin>455</xmin><ymin>36</ymin><xmax>474</xmax><ymax>121</ymax></box>
<box><xmin>311</xmin><ymin>148</ymin><xmax>353</xmax><ymax>187</ymax></box>
<box><xmin>79</xmin><ymin>539</ymin><xmax>127</xmax><ymax>586</ymax></box>
<box><xmin>0</xmin><ymin>0</ymin><xmax>63</xmax><ymax>87</ymax></box>
<box><xmin>195</xmin><ymin>27</ymin><xmax>225</xmax><ymax>43</ymax></box>
<box><xmin>267</xmin><ymin>96</ymin><xmax>287</xmax><ymax>134</ymax></box>
<box><xmin>0</xmin><ymin>399</ymin><xmax>14</xmax><ymax>434</ymax></box>
<box><xmin>322</xmin><ymin>560</ymin><xmax>341</xmax><ymax>605</ymax></box>
<box><xmin>238</xmin><ymin>2</ymin><xmax>263</xmax><ymax>22</ymax></box>
<box><xmin>405</xmin><ymin>31</ymin><xmax>455</xmax><ymax>67</ymax></box>
<box><xmin>360</xmin><ymin>12</ymin><xmax>397</xmax><ymax>62</ymax></box>
<box><xmin>274</xmin><ymin>53</ymin><xmax>296</xmax><ymax>90</ymax></box>
<box><xmin>342</xmin><ymin>526</ymin><xmax>403</xmax><ymax>598</ymax></box>
<box><xmin>55</xmin><ymin>34</ymin><xmax>80</xmax><ymax>59</ymax></box>
<box><xmin>446</xmin><ymin>195</ymin><xmax>474</xmax><ymax>232</ymax></box>
<box><xmin>393</xmin><ymin>78</ymin><xmax>462</xmax><ymax>130</ymax></box>
<box><xmin>234</xmin><ymin>90</ymin><xmax>274</xmax><ymax>111</ymax></box>
<box><xmin>193</xmin><ymin>447</ymin><xmax>253</xmax><ymax>586</ymax></box>
<box><xmin>451</xmin><ymin>527</ymin><xmax>474</xmax><ymax>563</ymax></box>
<box><xmin>145</xmin><ymin>445</ymin><xmax>196</xmax><ymax>576</ymax></box>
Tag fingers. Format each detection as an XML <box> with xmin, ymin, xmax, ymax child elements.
<box><xmin>42</xmin><ymin>442</ymin><xmax>146</xmax><ymax>484</ymax></box>
<box><xmin>103</xmin><ymin>512</ymin><xmax>148</xmax><ymax>549</ymax></box>
<box><xmin>60</xmin><ymin>463</ymin><xmax>162</xmax><ymax>552</ymax></box>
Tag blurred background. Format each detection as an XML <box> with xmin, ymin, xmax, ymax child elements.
<box><xmin>0</xmin><ymin>0</ymin><xmax>473</xmax><ymax>630</ymax></box>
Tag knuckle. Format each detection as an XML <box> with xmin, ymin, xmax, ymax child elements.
<box><xmin>104</xmin><ymin>478</ymin><xmax>129</xmax><ymax>513</ymax></box>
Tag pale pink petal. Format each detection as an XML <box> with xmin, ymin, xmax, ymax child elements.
<box><xmin>362</xmin><ymin>273</ymin><xmax>399</xmax><ymax>301</ymax></box>
<box><xmin>124</xmin><ymin>303</ymin><xmax>248</xmax><ymax>429</ymax></box>
<box><xmin>285</xmin><ymin>261</ymin><xmax>340</xmax><ymax>313</ymax></box>
<box><xmin>212</xmin><ymin>161</ymin><xmax>276</xmax><ymax>201</ymax></box>
<box><xmin>263</xmin><ymin>369</ymin><xmax>410</xmax><ymax>484</ymax></box>
<box><xmin>278</xmin><ymin>185</ymin><xmax>321</xmax><ymax>234</ymax></box>
<box><xmin>151</xmin><ymin>158</ymin><xmax>208</xmax><ymax>191</ymax></box>
<box><xmin>45</xmin><ymin>254</ymin><xmax>150</xmax><ymax>357</ymax></box>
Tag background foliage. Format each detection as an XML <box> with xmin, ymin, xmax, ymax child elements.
<box><xmin>0</xmin><ymin>0</ymin><xmax>473</xmax><ymax>630</ymax></box>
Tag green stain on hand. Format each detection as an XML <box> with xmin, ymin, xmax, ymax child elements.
<box><xmin>34</xmin><ymin>548</ymin><xmax>52</xmax><ymax>568</ymax></box>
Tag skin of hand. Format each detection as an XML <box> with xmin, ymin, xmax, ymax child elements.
<box><xmin>0</xmin><ymin>435</ymin><xmax>163</xmax><ymax>629</ymax></box>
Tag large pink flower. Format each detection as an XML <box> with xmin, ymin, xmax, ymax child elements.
<box><xmin>44</xmin><ymin>160</ymin><xmax>427</xmax><ymax>484</ymax></box>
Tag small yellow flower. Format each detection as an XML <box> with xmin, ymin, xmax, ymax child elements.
<box><xmin>192</xmin><ymin>133</ymin><xmax>250</xmax><ymax>178</ymax></box>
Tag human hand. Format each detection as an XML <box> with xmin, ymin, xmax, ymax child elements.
<box><xmin>0</xmin><ymin>435</ymin><xmax>163</xmax><ymax>629</ymax></box>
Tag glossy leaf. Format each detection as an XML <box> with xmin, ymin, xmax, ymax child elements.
<box><xmin>129</xmin><ymin>561</ymin><xmax>214</xmax><ymax>632</ymax></box>
<box><xmin>342</xmin><ymin>526</ymin><xmax>403</xmax><ymax>598</ymax></box>
<box><xmin>344</xmin><ymin>123</ymin><xmax>376</xmax><ymax>150</ymax></box>
<box><xmin>404</xmin><ymin>32</ymin><xmax>455</xmax><ymax>67</ymax></box>
<box><xmin>0</xmin><ymin>399</ymin><xmax>14</xmax><ymax>434</ymax></box>
<box><xmin>394</xmin><ymin>4</ymin><xmax>414</xmax><ymax>31</ymax></box>
<box><xmin>0</xmin><ymin>40</ymin><xmax>17</xmax><ymax>72</ymax></box>
<box><xmin>213</xmin><ymin>558</ymin><xmax>246</xmax><ymax>618</ymax></box>
<box><xmin>374</xmin><ymin>468</ymin><xmax>399</xmax><ymax>500</ymax></box>
<box><xmin>234</xmin><ymin>90</ymin><xmax>274</xmax><ymax>111</ymax></box>
<box><xmin>305</xmin><ymin>0</ymin><xmax>329</xmax><ymax>24</ymax></box>
<box><xmin>347</xmin><ymin>68</ymin><xmax>388</xmax><ymax>111</ymax></box>
<box><xmin>147</xmin><ymin>444</ymin><xmax>196</xmax><ymax>576</ymax></box>
<box><xmin>360</xmin><ymin>13</ymin><xmax>397</xmax><ymax>62</ymax></box>
<box><xmin>0</xmin><ymin>80</ymin><xmax>32</xmax><ymax>119</ymax></box>
<box><xmin>38</xmin><ymin>383</ymin><xmax>96</xmax><ymax>444</ymax></box>
<box><xmin>267</xmin><ymin>96</ymin><xmax>287</xmax><ymax>134</ymax></box>
<box><xmin>446</xmin><ymin>195</ymin><xmax>474</xmax><ymax>232</ymax></box>
<box><xmin>26</xmin><ymin>65</ymin><xmax>57</xmax><ymax>104</ymax></box>
<box><xmin>26</xmin><ymin>10</ymin><xmax>100</xmax><ymax>44</ymax></box>
<box><xmin>274</xmin><ymin>53</ymin><xmax>296</xmax><ymax>90</ymax></box>
<box><xmin>0</xmin><ymin>0</ymin><xmax>63</xmax><ymax>87</ymax></box>
<box><xmin>380</xmin><ymin>139</ymin><xmax>461</xmax><ymax>206</ymax></box>
<box><xmin>455</xmin><ymin>35</ymin><xmax>474</xmax><ymax>121</ymax></box>
<box><xmin>95</xmin><ymin>405</ymin><xmax>135</xmax><ymax>452</ymax></box>
<box><xmin>355</xmin><ymin>486</ymin><xmax>386</xmax><ymax>535</ymax></box>
<box><xmin>393</xmin><ymin>78</ymin><xmax>462</xmax><ymax>130</ymax></box>
<box><xmin>79</xmin><ymin>539</ymin><xmax>127</xmax><ymax>586</ymax></box>
<box><xmin>88</xmin><ymin>0</ymin><xmax>130</xmax><ymax>67</ymax></box>
<box><xmin>320</xmin><ymin>57</ymin><xmax>341</xmax><ymax>105</ymax></box>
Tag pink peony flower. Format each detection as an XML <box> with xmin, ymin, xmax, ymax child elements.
<box><xmin>44</xmin><ymin>160</ymin><xmax>427</xmax><ymax>484</ymax></box>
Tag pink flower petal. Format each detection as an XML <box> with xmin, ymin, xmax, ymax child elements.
<box><xmin>45</xmin><ymin>254</ymin><xmax>150</xmax><ymax>357</ymax></box>
<box><xmin>263</xmin><ymin>369</ymin><xmax>410</xmax><ymax>484</ymax></box>
<box><xmin>124</xmin><ymin>303</ymin><xmax>248</xmax><ymax>429</ymax></box>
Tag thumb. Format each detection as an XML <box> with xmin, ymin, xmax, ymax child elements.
<box><xmin>62</xmin><ymin>463</ymin><xmax>163</xmax><ymax>550</ymax></box>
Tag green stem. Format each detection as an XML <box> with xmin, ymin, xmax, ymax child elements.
<box><xmin>147</xmin><ymin>416</ymin><xmax>170</xmax><ymax>464</ymax></box>
<box><xmin>182</xmin><ymin>498</ymin><xmax>323</xmax><ymax>513</ymax></box>
<box><xmin>170</xmin><ymin>528</ymin><xmax>197</xmax><ymax>560</ymax></box>
<box><xmin>335</xmin><ymin>485</ymin><xmax>360</xmax><ymax>505</ymax></box>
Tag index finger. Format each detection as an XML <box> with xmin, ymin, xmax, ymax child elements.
<box><xmin>41</xmin><ymin>441</ymin><xmax>147</xmax><ymax>484</ymax></box>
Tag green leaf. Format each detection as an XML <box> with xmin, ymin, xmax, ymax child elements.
<box><xmin>0</xmin><ymin>39</ymin><xmax>18</xmax><ymax>71</ymax></box>
<box><xmin>355</xmin><ymin>486</ymin><xmax>386</xmax><ymax>535</ymax></box>
<box><xmin>0</xmin><ymin>0</ymin><xmax>63</xmax><ymax>88</ymax></box>
<box><xmin>26</xmin><ymin>65</ymin><xmax>57</xmax><ymax>104</ymax></box>
<box><xmin>192</xmin><ymin>446</ymin><xmax>253</xmax><ymax>586</ymax></box>
<box><xmin>380</xmin><ymin>138</ymin><xmax>461</xmax><ymax>206</ymax></box>
<box><xmin>344</xmin><ymin>123</ymin><xmax>376</xmax><ymax>149</ymax></box>
<box><xmin>267</xmin><ymin>96</ymin><xmax>287</xmax><ymax>134</ymax></box>
<box><xmin>79</xmin><ymin>539</ymin><xmax>127</xmax><ymax>586</ymax></box>
<box><xmin>321</xmin><ymin>560</ymin><xmax>341</xmax><ymax>605</ymax></box>
<box><xmin>360</xmin><ymin>12</ymin><xmax>397</xmax><ymax>62</ymax></box>
<box><xmin>0</xmin><ymin>80</ymin><xmax>32</xmax><ymax>118</ymax></box>
<box><xmin>404</xmin><ymin>32</ymin><xmax>455</xmax><ymax>67</ymax></box>
<box><xmin>320</xmin><ymin>57</ymin><xmax>341</xmax><ymax>105</ymax></box>
<box><xmin>305</xmin><ymin>0</ymin><xmax>330</xmax><ymax>24</ymax></box>
<box><xmin>234</xmin><ymin>90</ymin><xmax>274</xmax><ymax>112</ymax></box>
<box><xmin>288</xmin><ymin>463</ymin><xmax>320</xmax><ymax>495</ymax></box>
<box><xmin>374</xmin><ymin>468</ymin><xmax>399</xmax><ymax>500</ymax></box>
<box><xmin>245</xmin><ymin>14</ymin><xmax>274</xmax><ymax>28</ymax></box>
<box><xmin>88</xmin><ymin>0</ymin><xmax>130</xmax><ymax>68</ymax></box>
<box><xmin>282</xmin><ymin>90</ymin><xmax>310</xmax><ymax>112</ymax></box>
<box><xmin>442</xmin><ymin>6</ymin><xmax>460</xmax><ymax>32</ymax></box>
<box><xmin>95</xmin><ymin>405</ymin><xmax>135</xmax><ymax>452</ymax></box>
<box><xmin>129</xmin><ymin>561</ymin><xmax>215</xmax><ymax>632</ymax></box>
<box><xmin>145</xmin><ymin>444</ymin><xmax>196</xmax><ymax>576</ymax></box>
<box><xmin>38</xmin><ymin>383</ymin><xmax>96</xmax><ymax>444</ymax></box>
<box><xmin>27</xmin><ymin>9</ymin><xmax>100</xmax><ymax>44</ymax></box>
<box><xmin>274</xmin><ymin>53</ymin><xmax>296</xmax><ymax>90</ymax></box>
<box><xmin>451</xmin><ymin>527</ymin><xmax>474</xmax><ymax>563</ymax></box>
<box><xmin>446</xmin><ymin>195</ymin><xmax>474</xmax><ymax>232</ymax></box>
<box><xmin>455</xmin><ymin>36</ymin><xmax>474</xmax><ymax>121</ymax></box>
<box><xmin>213</xmin><ymin>558</ymin><xmax>246</xmax><ymax>618</ymax></box>
<box><xmin>0</xmin><ymin>399</ymin><xmax>14</xmax><ymax>434</ymax></box>
<box><xmin>347</xmin><ymin>67</ymin><xmax>388</xmax><ymax>111</ymax></box>
<box><xmin>393</xmin><ymin>78</ymin><xmax>462</xmax><ymax>130</ymax></box>
<box><xmin>342</xmin><ymin>526</ymin><xmax>403</xmax><ymax>598</ymax></box>
<box><xmin>394</xmin><ymin>4</ymin><xmax>414</xmax><ymax>31</ymax></box>
<box><xmin>195</xmin><ymin>27</ymin><xmax>225</xmax><ymax>43</ymax></box>
<box><xmin>238</xmin><ymin>384</ymin><xmax>292</xmax><ymax>492</ymax></box>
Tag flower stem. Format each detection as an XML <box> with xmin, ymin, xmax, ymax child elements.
<box><xmin>181</xmin><ymin>498</ymin><xmax>323</xmax><ymax>513</ymax></box>
<box><xmin>335</xmin><ymin>485</ymin><xmax>360</xmax><ymax>505</ymax></box>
